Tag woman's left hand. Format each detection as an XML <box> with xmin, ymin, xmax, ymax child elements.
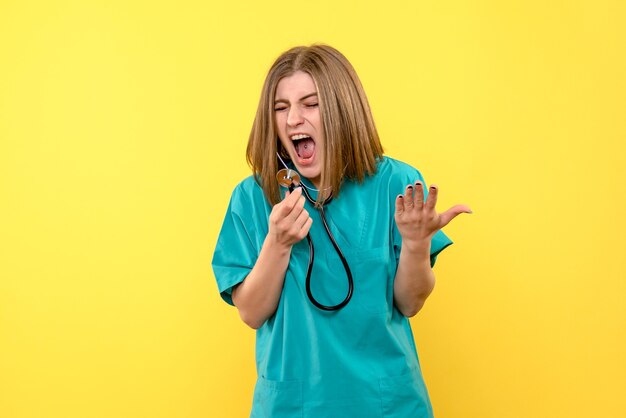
<box><xmin>395</xmin><ymin>181</ymin><xmax>472</xmax><ymax>251</ymax></box>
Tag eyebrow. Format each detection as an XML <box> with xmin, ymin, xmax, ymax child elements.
<box><xmin>274</xmin><ymin>92</ymin><xmax>318</xmax><ymax>104</ymax></box>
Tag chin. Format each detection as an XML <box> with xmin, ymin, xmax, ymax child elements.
<box><xmin>295</xmin><ymin>165</ymin><xmax>321</xmax><ymax>184</ymax></box>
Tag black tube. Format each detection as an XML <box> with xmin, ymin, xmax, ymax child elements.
<box><xmin>299</xmin><ymin>186</ymin><xmax>354</xmax><ymax>311</ymax></box>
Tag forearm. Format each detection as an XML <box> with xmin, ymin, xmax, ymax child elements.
<box><xmin>232</xmin><ymin>236</ymin><xmax>291</xmax><ymax>329</ymax></box>
<box><xmin>393</xmin><ymin>240</ymin><xmax>435</xmax><ymax>317</ymax></box>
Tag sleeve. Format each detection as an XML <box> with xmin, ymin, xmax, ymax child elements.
<box><xmin>392</xmin><ymin>168</ymin><xmax>454</xmax><ymax>267</ymax></box>
<box><xmin>429</xmin><ymin>229</ymin><xmax>453</xmax><ymax>267</ymax></box>
<box><xmin>211</xmin><ymin>187</ymin><xmax>260</xmax><ymax>306</ymax></box>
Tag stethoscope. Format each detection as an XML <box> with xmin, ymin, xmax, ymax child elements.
<box><xmin>275</xmin><ymin>154</ymin><xmax>354</xmax><ymax>311</ymax></box>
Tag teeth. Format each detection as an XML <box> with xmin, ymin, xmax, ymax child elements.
<box><xmin>290</xmin><ymin>134</ymin><xmax>311</xmax><ymax>140</ymax></box>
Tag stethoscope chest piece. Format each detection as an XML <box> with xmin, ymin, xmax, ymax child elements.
<box><xmin>276</xmin><ymin>169</ymin><xmax>301</xmax><ymax>188</ymax></box>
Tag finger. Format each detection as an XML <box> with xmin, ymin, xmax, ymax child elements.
<box><xmin>425</xmin><ymin>184</ymin><xmax>438</xmax><ymax>210</ymax></box>
<box><xmin>293</xmin><ymin>206</ymin><xmax>310</xmax><ymax>229</ymax></box>
<box><xmin>404</xmin><ymin>184</ymin><xmax>415</xmax><ymax>210</ymax></box>
<box><xmin>297</xmin><ymin>217</ymin><xmax>314</xmax><ymax>240</ymax></box>
<box><xmin>439</xmin><ymin>204</ymin><xmax>473</xmax><ymax>228</ymax></box>
<box><xmin>284</xmin><ymin>194</ymin><xmax>306</xmax><ymax>223</ymax></box>
<box><xmin>285</xmin><ymin>186</ymin><xmax>303</xmax><ymax>204</ymax></box>
<box><xmin>279</xmin><ymin>187</ymin><xmax>303</xmax><ymax>215</ymax></box>
<box><xmin>395</xmin><ymin>194</ymin><xmax>405</xmax><ymax>214</ymax></box>
<box><xmin>413</xmin><ymin>181</ymin><xmax>424</xmax><ymax>209</ymax></box>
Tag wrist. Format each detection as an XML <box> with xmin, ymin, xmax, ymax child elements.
<box><xmin>401</xmin><ymin>238</ymin><xmax>431</xmax><ymax>256</ymax></box>
<box><xmin>264</xmin><ymin>234</ymin><xmax>292</xmax><ymax>257</ymax></box>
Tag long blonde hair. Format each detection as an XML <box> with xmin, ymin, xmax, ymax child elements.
<box><xmin>246</xmin><ymin>44</ymin><xmax>384</xmax><ymax>206</ymax></box>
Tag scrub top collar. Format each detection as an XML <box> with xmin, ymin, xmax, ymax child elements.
<box><xmin>283</xmin><ymin>156</ymin><xmax>386</xmax><ymax>202</ymax></box>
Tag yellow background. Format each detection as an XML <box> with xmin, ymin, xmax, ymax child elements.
<box><xmin>1</xmin><ymin>1</ymin><xmax>624</xmax><ymax>417</ymax></box>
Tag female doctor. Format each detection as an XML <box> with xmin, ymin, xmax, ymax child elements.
<box><xmin>212</xmin><ymin>44</ymin><xmax>471</xmax><ymax>418</ymax></box>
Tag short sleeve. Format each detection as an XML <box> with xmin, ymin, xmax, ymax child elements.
<box><xmin>428</xmin><ymin>229</ymin><xmax>453</xmax><ymax>267</ymax></box>
<box><xmin>391</xmin><ymin>168</ymin><xmax>454</xmax><ymax>267</ymax></box>
<box><xmin>211</xmin><ymin>186</ymin><xmax>260</xmax><ymax>306</ymax></box>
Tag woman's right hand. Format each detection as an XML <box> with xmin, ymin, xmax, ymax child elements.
<box><xmin>267</xmin><ymin>187</ymin><xmax>312</xmax><ymax>249</ymax></box>
<box><xmin>233</xmin><ymin>187</ymin><xmax>311</xmax><ymax>329</ymax></box>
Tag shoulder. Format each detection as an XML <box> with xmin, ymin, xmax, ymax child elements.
<box><xmin>229</xmin><ymin>175</ymin><xmax>269</xmax><ymax>211</ymax></box>
<box><xmin>233</xmin><ymin>175</ymin><xmax>263</xmax><ymax>195</ymax></box>
<box><xmin>373</xmin><ymin>156</ymin><xmax>425</xmax><ymax>184</ymax></box>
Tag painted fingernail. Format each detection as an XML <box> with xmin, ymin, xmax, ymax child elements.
<box><xmin>407</xmin><ymin>185</ymin><xmax>413</xmax><ymax>190</ymax></box>
<box><xmin>415</xmin><ymin>182</ymin><xmax>422</xmax><ymax>187</ymax></box>
<box><xmin>398</xmin><ymin>195</ymin><xmax>404</xmax><ymax>199</ymax></box>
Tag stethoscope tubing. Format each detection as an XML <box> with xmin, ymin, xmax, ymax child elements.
<box><xmin>291</xmin><ymin>183</ymin><xmax>354</xmax><ymax>311</ymax></box>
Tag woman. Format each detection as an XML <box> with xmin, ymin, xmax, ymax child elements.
<box><xmin>212</xmin><ymin>44</ymin><xmax>471</xmax><ymax>418</ymax></box>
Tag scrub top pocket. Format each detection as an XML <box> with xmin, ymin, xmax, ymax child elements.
<box><xmin>379</xmin><ymin>368</ymin><xmax>433</xmax><ymax>418</ymax></box>
<box><xmin>343</xmin><ymin>246</ymin><xmax>393</xmax><ymax>314</ymax></box>
<box><xmin>251</xmin><ymin>377</ymin><xmax>303</xmax><ymax>418</ymax></box>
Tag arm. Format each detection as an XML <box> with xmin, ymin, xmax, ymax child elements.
<box><xmin>393</xmin><ymin>181</ymin><xmax>471</xmax><ymax>317</ymax></box>
<box><xmin>393</xmin><ymin>240</ymin><xmax>435</xmax><ymax>317</ymax></box>
<box><xmin>232</xmin><ymin>187</ymin><xmax>312</xmax><ymax>329</ymax></box>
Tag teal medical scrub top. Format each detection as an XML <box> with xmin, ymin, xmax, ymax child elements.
<box><xmin>212</xmin><ymin>156</ymin><xmax>453</xmax><ymax>418</ymax></box>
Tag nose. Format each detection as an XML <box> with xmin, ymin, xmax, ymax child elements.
<box><xmin>287</xmin><ymin>106</ymin><xmax>304</xmax><ymax>127</ymax></box>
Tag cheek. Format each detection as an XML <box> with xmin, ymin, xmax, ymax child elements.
<box><xmin>275</xmin><ymin>115</ymin><xmax>287</xmax><ymax>135</ymax></box>
<box><xmin>312</xmin><ymin>112</ymin><xmax>322</xmax><ymax>133</ymax></box>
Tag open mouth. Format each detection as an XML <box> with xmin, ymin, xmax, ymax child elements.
<box><xmin>291</xmin><ymin>134</ymin><xmax>315</xmax><ymax>162</ymax></box>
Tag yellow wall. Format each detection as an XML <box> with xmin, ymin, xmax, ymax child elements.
<box><xmin>1</xmin><ymin>1</ymin><xmax>624</xmax><ymax>417</ymax></box>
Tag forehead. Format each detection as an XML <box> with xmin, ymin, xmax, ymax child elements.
<box><xmin>275</xmin><ymin>71</ymin><xmax>318</xmax><ymax>99</ymax></box>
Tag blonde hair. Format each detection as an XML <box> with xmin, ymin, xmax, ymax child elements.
<box><xmin>246</xmin><ymin>44</ymin><xmax>384</xmax><ymax>206</ymax></box>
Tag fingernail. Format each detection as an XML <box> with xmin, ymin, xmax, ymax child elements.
<box><xmin>398</xmin><ymin>195</ymin><xmax>404</xmax><ymax>199</ymax></box>
<box><xmin>407</xmin><ymin>185</ymin><xmax>413</xmax><ymax>190</ymax></box>
<box><xmin>415</xmin><ymin>182</ymin><xmax>422</xmax><ymax>187</ymax></box>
